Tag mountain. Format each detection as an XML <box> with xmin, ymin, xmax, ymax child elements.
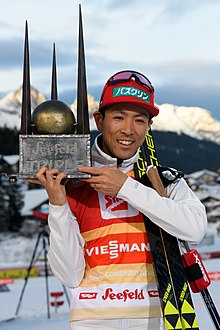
<box><xmin>0</xmin><ymin>87</ymin><xmax>46</xmax><ymax>129</ymax></box>
<box><xmin>152</xmin><ymin>103</ymin><xmax>220</xmax><ymax>145</ymax></box>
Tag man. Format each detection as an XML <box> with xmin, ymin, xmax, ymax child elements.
<box><xmin>35</xmin><ymin>70</ymin><xmax>207</xmax><ymax>329</ymax></box>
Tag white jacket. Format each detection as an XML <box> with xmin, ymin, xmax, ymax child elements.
<box><xmin>47</xmin><ymin>136</ymin><xmax>207</xmax><ymax>288</ymax></box>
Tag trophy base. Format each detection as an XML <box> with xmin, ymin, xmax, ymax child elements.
<box><xmin>19</xmin><ymin>134</ymin><xmax>91</xmax><ymax>179</ymax></box>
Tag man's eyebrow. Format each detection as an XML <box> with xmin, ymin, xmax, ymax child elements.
<box><xmin>111</xmin><ymin>109</ymin><xmax>148</xmax><ymax>117</ymax></box>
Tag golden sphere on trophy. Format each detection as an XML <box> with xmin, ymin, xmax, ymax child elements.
<box><xmin>31</xmin><ymin>100</ymin><xmax>76</xmax><ymax>134</ymax></box>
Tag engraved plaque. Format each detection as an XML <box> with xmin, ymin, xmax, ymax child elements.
<box><xmin>19</xmin><ymin>134</ymin><xmax>91</xmax><ymax>178</ymax></box>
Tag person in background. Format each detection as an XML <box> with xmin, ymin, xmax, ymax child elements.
<box><xmin>33</xmin><ymin>70</ymin><xmax>207</xmax><ymax>330</ymax></box>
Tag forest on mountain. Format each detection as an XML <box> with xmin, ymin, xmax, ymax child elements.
<box><xmin>0</xmin><ymin>126</ymin><xmax>19</xmax><ymax>155</ymax></box>
<box><xmin>152</xmin><ymin>131</ymin><xmax>220</xmax><ymax>173</ymax></box>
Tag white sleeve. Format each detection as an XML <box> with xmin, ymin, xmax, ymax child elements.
<box><xmin>47</xmin><ymin>202</ymin><xmax>85</xmax><ymax>288</ymax></box>
<box><xmin>117</xmin><ymin>177</ymin><xmax>207</xmax><ymax>244</ymax></box>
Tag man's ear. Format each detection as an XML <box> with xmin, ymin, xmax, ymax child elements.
<box><xmin>149</xmin><ymin>119</ymin><xmax>153</xmax><ymax>126</ymax></box>
<box><xmin>93</xmin><ymin>111</ymin><xmax>103</xmax><ymax>131</ymax></box>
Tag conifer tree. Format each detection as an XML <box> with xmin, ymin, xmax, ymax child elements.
<box><xmin>4</xmin><ymin>180</ymin><xmax>24</xmax><ymax>232</ymax></box>
<box><xmin>0</xmin><ymin>176</ymin><xmax>7</xmax><ymax>231</ymax></box>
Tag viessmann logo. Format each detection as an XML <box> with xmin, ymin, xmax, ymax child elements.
<box><xmin>85</xmin><ymin>239</ymin><xmax>151</xmax><ymax>260</ymax></box>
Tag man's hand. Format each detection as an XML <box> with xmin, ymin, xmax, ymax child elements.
<box><xmin>78</xmin><ymin>166</ymin><xmax>127</xmax><ymax>196</ymax></box>
<box><xmin>35</xmin><ymin>167</ymin><xmax>67</xmax><ymax>205</ymax></box>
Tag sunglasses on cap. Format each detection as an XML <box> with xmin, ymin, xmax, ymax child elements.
<box><xmin>107</xmin><ymin>70</ymin><xmax>154</xmax><ymax>93</ymax></box>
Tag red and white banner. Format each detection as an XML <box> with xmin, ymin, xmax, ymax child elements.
<box><xmin>0</xmin><ymin>278</ymin><xmax>13</xmax><ymax>285</ymax></box>
<box><xmin>207</xmin><ymin>271</ymin><xmax>220</xmax><ymax>281</ymax></box>
<box><xmin>200</xmin><ymin>251</ymin><xmax>220</xmax><ymax>260</ymax></box>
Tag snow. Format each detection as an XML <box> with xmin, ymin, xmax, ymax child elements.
<box><xmin>0</xmin><ymin>277</ymin><xmax>69</xmax><ymax>330</ymax></box>
<box><xmin>152</xmin><ymin>103</ymin><xmax>220</xmax><ymax>144</ymax></box>
<box><xmin>195</xmin><ymin>184</ymin><xmax>220</xmax><ymax>203</ymax></box>
<box><xmin>0</xmin><ymin>233</ymin><xmax>220</xmax><ymax>329</ymax></box>
<box><xmin>1</xmin><ymin>155</ymin><xmax>19</xmax><ymax>166</ymax></box>
<box><xmin>22</xmin><ymin>189</ymin><xmax>48</xmax><ymax>216</ymax></box>
<box><xmin>0</xmin><ymin>232</ymin><xmax>69</xmax><ymax>329</ymax></box>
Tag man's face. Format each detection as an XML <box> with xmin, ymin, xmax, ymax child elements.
<box><xmin>93</xmin><ymin>104</ymin><xmax>151</xmax><ymax>160</ymax></box>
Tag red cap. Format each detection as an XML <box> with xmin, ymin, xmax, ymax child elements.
<box><xmin>99</xmin><ymin>79</ymin><xmax>159</xmax><ymax>117</ymax></box>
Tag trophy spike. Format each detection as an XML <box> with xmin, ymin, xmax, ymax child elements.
<box><xmin>77</xmin><ymin>4</ymin><xmax>90</xmax><ymax>134</ymax></box>
<box><xmin>20</xmin><ymin>20</ymin><xmax>31</xmax><ymax>134</ymax></box>
<box><xmin>51</xmin><ymin>43</ymin><xmax>58</xmax><ymax>100</ymax></box>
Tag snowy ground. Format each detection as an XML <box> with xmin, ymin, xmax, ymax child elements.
<box><xmin>0</xmin><ymin>276</ymin><xmax>69</xmax><ymax>330</ymax></box>
<box><xmin>0</xmin><ymin>234</ymin><xmax>220</xmax><ymax>329</ymax></box>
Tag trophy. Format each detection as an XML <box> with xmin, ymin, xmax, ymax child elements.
<box><xmin>19</xmin><ymin>6</ymin><xmax>91</xmax><ymax>179</ymax></box>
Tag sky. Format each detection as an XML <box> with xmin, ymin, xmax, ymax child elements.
<box><xmin>1</xmin><ymin>0</ymin><xmax>220</xmax><ymax>120</ymax></box>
